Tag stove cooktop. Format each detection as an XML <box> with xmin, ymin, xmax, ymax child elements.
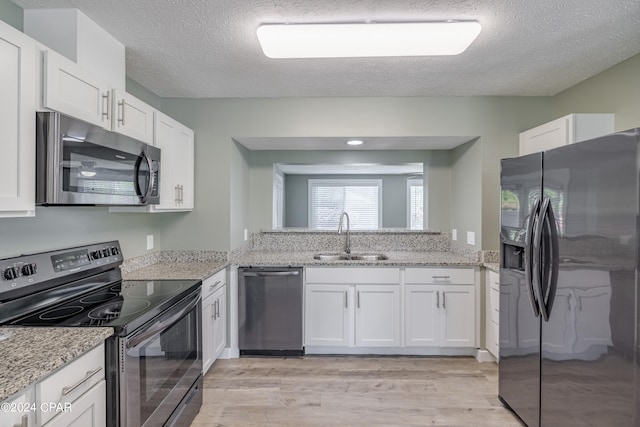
<box><xmin>9</xmin><ymin>279</ymin><xmax>201</xmax><ymax>336</ymax></box>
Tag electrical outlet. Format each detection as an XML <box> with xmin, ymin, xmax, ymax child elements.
<box><xmin>146</xmin><ymin>235</ymin><xmax>154</xmax><ymax>250</ymax></box>
<box><xmin>467</xmin><ymin>231</ymin><xmax>475</xmax><ymax>246</ymax></box>
<box><xmin>452</xmin><ymin>229</ymin><xmax>457</xmax><ymax>241</ymax></box>
<box><xmin>244</xmin><ymin>229</ymin><xmax>249</xmax><ymax>241</ymax></box>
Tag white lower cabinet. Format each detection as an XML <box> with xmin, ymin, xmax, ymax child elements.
<box><xmin>304</xmin><ymin>268</ymin><xmax>401</xmax><ymax>349</ymax></box>
<box><xmin>304</xmin><ymin>266</ymin><xmax>477</xmax><ymax>353</ymax></box>
<box><xmin>202</xmin><ymin>269</ymin><xmax>227</xmax><ymax>374</ymax></box>
<box><xmin>304</xmin><ymin>284</ymin><xmax>351</xmax><ymax>347</ymax></box>
<box><xmin>405</xmin><ymin>284</ymin><xmax>475</xmax><ymax>347</ymax></box>
<box><xmin>0</xmin><ymin>342</ymin><xmax>106</xmax><ymax>427</ymax></box>
<box><xmin>485</xmin><ymin>270</ymin><xmax>500</xmax><ymax>359</ymax></box>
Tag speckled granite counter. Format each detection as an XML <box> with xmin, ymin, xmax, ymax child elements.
<box><xmin>0</xmin><ymin>327</ymin><xmax>113</xmax><ymax>402</ymax></box>
<box><xmin>122</xmin><ymin>260</ymin><xmax>227</xmax><ymax>281</ymax></box>
<box><xmin>232</xmin><ymin>251</ymin><xmax>479</xmax><ymax>267</ymax></box>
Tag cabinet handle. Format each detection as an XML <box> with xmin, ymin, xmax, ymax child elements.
<box><xmin>62</xmin><ymin>366</ymin><xmax>103</xmax><ymax>396</ymax></box>
<box><xmin>118</xmin><ymin>100</ymin><xmax>125</xmax><ymax>125</ymax></box>
<box><xmin>432</xmin><ymin>276</ymin><xmax>450</xmax><ymax>279</ymax></box>
<box><xmin>175</xmin><ymin>185</ymin><xmax>180</xmax><ymax>203</ymax></box>
<box><xmin>209</xmin><ymin>280</ymin><xmax>221</xmax><ymax>291</ymax></box>
<box><xmin>345</xmin><ymin>291</ymin><xmax>348</xmax><ymax>308</ymax></box>
<box><xmin>216</xmin><ymin>299</ymin><xmax>220</xmax><ymax>318</ymax></box>
<box><xmin>20</xmin><ymin>414</ymin><xmax>28</xmax><ymax>427</ymax></box>
<box><xmin>443</xmin><ymin>292</ymin><xmax>446</xmax><ymax>309</ymax></box>
<box><xmin>180</xmin><ymin>185</ymin><xmax>184</xmax><ymax>203</ymax></box>
<box><xmin>357</xmin><ymin>291</ymin><xmax>360</xmax><ymax>308</ymax></box>
<box><xmin>436</xmin><ymin>291</ymin><xmax>440</xmax><ymax>308</ymax></box>
<box><xmin>102</xmin><ymin>93</ymin><xmax>110</xmax><ymax>120</ymax></box>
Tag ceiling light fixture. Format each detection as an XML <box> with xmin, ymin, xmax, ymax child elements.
<box><xmin>346</xmin><ymin>139</ymin><xmax>364</xmax><ymax>146</ymax></box>
<box><xmin>256</xmin><ymin>21</ymin><xmax>481</xmax><ymax>59</ymax></box>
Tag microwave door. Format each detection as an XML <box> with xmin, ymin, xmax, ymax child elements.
<box><xmin>134</xmin><ymin>151</ymin><xmax>154</xmax><ymax>204</ymax></box>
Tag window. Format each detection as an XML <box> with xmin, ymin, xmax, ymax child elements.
<box><xmin>407</xmin><ymin>178</ymin><xmax>424</xmax><ymax>230</ymax></box>
<box><xmin>272</xmin><ymin>172</ymin><xmax>284</xmax><ymax>228</ymax></box>
<box><xmin>308</xmin><ymin>179</ymin><xmax>382</xmax><ymax>230</ymax></box>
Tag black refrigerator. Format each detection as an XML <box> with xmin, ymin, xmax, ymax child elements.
<box><xmin>498</xmin><ymin>128</ymin><xmax>639</xmax><ymax>426</ymax></box>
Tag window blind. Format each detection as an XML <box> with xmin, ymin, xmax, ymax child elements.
<box><xmin>309</xmin><ymin>179</ymin><xmax>382</xmax><ymax>230</ymax></box>
<box><xmin>408</xmin><ymin>179</ymin><xmax>424</xmax><ymax>230</ymax></box>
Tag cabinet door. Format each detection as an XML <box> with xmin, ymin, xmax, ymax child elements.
<box><xmin>201</xmin><ymin>294</ymin><xmax>214</xmax><ymax>374</ymax></box>
<box><xmin>43</xmin><ymin>381</ymin><xmax>106</xmax><ymax>427</ymax></box>
<box><xmin>441</xmin><ymin>286</ymin><xmax>475</xmax><ymax>347</ymax></box>
<box><xmin>0</xmin><ymin>387</ymin><xmax>34</xmax><ymax>427</ymax></box>
<box><xmin>0</xmin><ymin>22</ymin><xmax>36</xmax><ymax>217</ymax></box>
<box><xmin>355</xmin><ymin>285</ymin><xmax>401</xmax><ymax>347</ymax></box>
<box><xmin>519</xmin><ymin>116</ymin><xmax>570</xmax><ymax>155</ymax></box>
<box><xmin>174</xmin><ymin>124</ymin><xmax>195</xmax><ymax>209</ymax></box>
<box><xmin>305</xmin><ymin>284</ymin><xmax>351</xmax><ymax>347</ymax></box>
<box><xmin>213</xmin><ymin>286</ymin><xmax>226</xmax><ymax>359</ymax></box>
<box><xmin>43</xmin><ymin>49</ymin><xmax>111</xmax><ymax>129</ymax></box>
<box><xmin>404</xmin><ymin>284</ymin><xmax>439</xmax><ymax>346</ymax></box>
<box><xmin>152</xmin><ymin>112</ymin><xmax>194</xmax><ymax>211</ymax></box>
<box><xmin>112</xmin><ymin>89</ymin><xmax>154</xmax><ymax>144</ymax></box>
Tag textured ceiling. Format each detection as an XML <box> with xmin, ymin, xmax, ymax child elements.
<box><xmin>12</xmin><ymin>0</ymin><xmax>640</xmax><ymax>98</ymax></box>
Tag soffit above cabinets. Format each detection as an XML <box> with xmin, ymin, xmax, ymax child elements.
<box><xmin>12</xmin><ymin>0</ymin><xmax>640</xmax><ymax>98</ymax></box>
<box><xmin>233</xmin><ymin>136</ymin><xmax>476</xmax><ymax>151</ymax></box>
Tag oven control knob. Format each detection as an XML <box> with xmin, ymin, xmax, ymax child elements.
<box><xmin>2</xmin><ymin>267</ymin><xmax>18</xmax><ymax>281</ymax></box>
<box><xmin>102</xmin><ymin>249</ymin><xmax>110</xmax><ymax>257</ymax></box>
<box><xmin>111</xmin><ymin>247</ymin><xmax>119</xmax><ymax>256</ymax></box>
<box><xmin>21</xmin><ymin>263</ymin><xmax>37</xmax><ymax>276</ymax></box>
<box><xmin>91</xmin><ymin>250</ymin><xmax>102</xmax><ymax>260</ymax></box>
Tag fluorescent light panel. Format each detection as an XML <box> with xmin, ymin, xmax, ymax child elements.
<box><xmin>257</xmin><ymin>21</ymin><xmax>481</xmax><ymax>59</ymax></box>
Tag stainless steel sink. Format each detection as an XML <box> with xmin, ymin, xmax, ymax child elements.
<box><xmin>313</xmin><ymin>253</ymin><xmax>388</xmax><ymax>261</ymax></box>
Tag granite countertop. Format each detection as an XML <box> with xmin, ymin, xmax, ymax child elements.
<box><xmin>232</xmin><ymin>250</ymin><xmax>480</xmax><ymax>267</ymax></box>
<box><xmin>122</xmin><ymin>260</ymin><xmax>227</xmax><ymax>281</ymax></box>
<box><xmin>0</xmin><ymin>327</ymin><xmax>113</xmax><ymax>402</ymax></box>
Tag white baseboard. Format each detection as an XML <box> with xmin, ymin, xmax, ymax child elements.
<box><xmin>221</xmin><ymin>347</ymin><xmax>240</xmax><ymax>359</ymax></box>
<box><xmin>475</xmin><ymin>349</ymin><xmax>497</xmax><ymax>363</ymax></box>
<box><xmin>304</xmin><ymin>346</ymin><xmax>476</xmax><ymax>356</ymax></box>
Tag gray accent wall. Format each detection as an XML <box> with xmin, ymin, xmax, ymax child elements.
<box><xmin>284</xmin><ymin>174</ymin><xmax>416</xmax><ymax>228</ymax></box>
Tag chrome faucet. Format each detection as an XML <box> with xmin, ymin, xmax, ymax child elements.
<box><xmin>338</xmin><ymin>211</ymin><xmax>351</xmax><ymax>254</ymax></box>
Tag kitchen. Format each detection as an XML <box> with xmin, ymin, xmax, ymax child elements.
<box><xmin>1</xmin><ymin>0</ymin><xmax>640</xmax><ymax>426</ymax></box>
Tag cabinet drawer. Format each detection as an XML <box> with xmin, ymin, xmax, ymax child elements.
<box><xmin>488</xmin><ymin>271</ymin><xmax>500</xmax><ymax>291</ymax></box>
<box><xmin>306</xmin><ymin>267</ymin><xmax>400</xmax><ymax>284</ymax></box>
<box><xmin>202</xmin><ymin>269</ymin><xmax>226</xmax><ymax>299</ymax></box>
<box><xmin>37</xmin><ymin>343</ymin><xmax>105</xmax><ymax>425</ymax></box>
<box><xmin>405</xmin><ymin>268</ymin><xmax>475</xmax><ymax>285</ymax></box>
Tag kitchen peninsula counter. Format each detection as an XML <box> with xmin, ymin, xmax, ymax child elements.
<box><xmin>0</xmin><ymin>327</ymin><xmax>113</xmax><ymax>402</ymax></box>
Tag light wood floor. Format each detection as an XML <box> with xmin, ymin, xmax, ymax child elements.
<box><xmin>190</xmin><ymin>356</ymin><xmax>523</xmax><ymax>426</ymax></box>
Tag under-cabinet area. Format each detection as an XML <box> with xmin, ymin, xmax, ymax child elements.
<box><xmin>303</xmin><ymin>266</ymin><xmax>479</xmax><ymax>355</ymax></box>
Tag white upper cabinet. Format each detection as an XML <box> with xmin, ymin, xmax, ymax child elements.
<box><xmin>519</xmin><ymin>113</ymin><xmax>614</xmax><ymax>155</ymax></box>
<box><xmin>24</xmin><ymin>8</ymin><xmax>126</xmax><ymax>89</ymax></box>
<box><xmin>0</xmin><ymin>21</ymin><xmax>37</xmax><ymax>218</ymax></box>
<box><xmin>111</xmin><ymin>89</ymin><xmax>155</xmax><ymax>144</ymax></box>
<box><xmin>152</xmin><ymin>112</ymin><xmax>195</xmax><ymax>211</ymax></box>
<box><xmin>43</xmin><ymin>49</ymin><xmax>112</xmax><ymax>129</ymax></box>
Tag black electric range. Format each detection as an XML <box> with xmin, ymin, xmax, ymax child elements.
<box><xmin>0</xmin><ymin>241</ymin><xmax>204</xmax><ymax>426</ymax></box>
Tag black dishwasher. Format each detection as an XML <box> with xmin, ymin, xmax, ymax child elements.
<box><xmin>238</xmin><ymin>267</ymin><xmax>304</xmax><ymax>356</ymax></box>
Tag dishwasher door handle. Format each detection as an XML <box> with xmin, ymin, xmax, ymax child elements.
<box><xmin>242</xmin><ymin>271</ymin><xmax>300</xmax><ymax>277</ymax></box>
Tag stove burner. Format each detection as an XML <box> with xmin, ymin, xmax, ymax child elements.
<box><xmin>88</xmin><ymin>299</ymin><xmax>150</xmax><ymax>321</ymax></box>
<box><xmin>79</xmin><ymin>292</ymin><xmax>118</xmax><ymax>305</ymax></box>
<box><xmin>39</xmin><ymin>305</ymin><xmax>85</xmax><ymax>320</ymax></box>
<box><xmin>125</xmin><ymin>282</ymin><xmax>184</xmax><ymax>298</ymax></box>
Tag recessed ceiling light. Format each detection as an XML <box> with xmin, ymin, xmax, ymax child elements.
<box><xmin>256</xmin><ymin>21</ymin><xmax>481</xmax><ymax>59</ymax></box>
<box><xmin>347</xmin><ymin>139</ymin><xmax>364</xmax><ymax>146</ymax></box>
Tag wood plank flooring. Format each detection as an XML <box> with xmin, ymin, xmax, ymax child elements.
<box><xmin>190</xmin><ymin>356</ymin><xmax>523</xmax><ymax>426</ymax></box>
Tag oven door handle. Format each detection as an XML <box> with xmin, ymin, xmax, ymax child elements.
<box><xmin>126</xmin><ymin>291</ymin><xmax>201</xmax><ymax>349</ymax></box>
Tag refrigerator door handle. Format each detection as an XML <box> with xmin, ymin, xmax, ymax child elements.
<box><xmin>540</xmin><ymin>197</ymin><xmax>560</xmax><ymax>321</ymax></box>
<box><xmin>534</xmin><ymin>197</ymin><xmax>558</xmax><ymax>322</ymax></box>
<box><xmin>524</xmin><ymin>198</ymin><xmax>541</xmax><ymax>317</ymax></box>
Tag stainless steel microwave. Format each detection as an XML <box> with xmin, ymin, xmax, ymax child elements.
<box><xmin>36</xmin><ymin>112</ymin><xmax>160</xmax><ymax>206</ymax></box>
